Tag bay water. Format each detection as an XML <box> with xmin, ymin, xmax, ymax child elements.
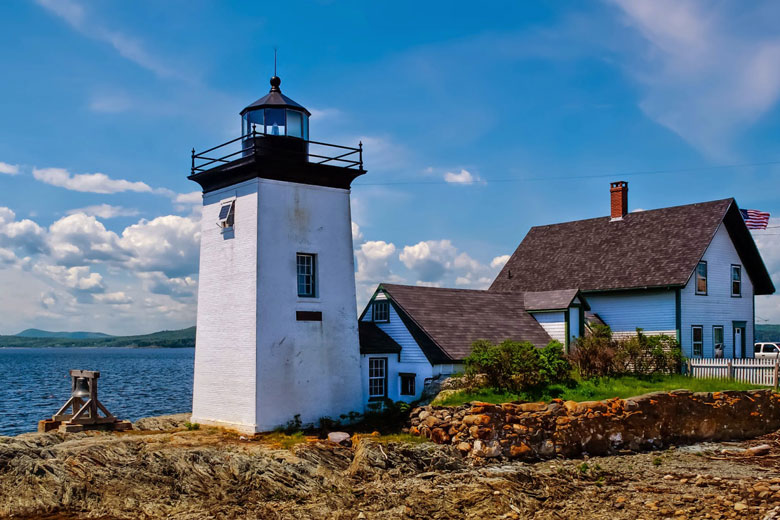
<box><xmin>0</xmin><ymin>347</ymin><xmax>194</xmax><ymax>437</ymax></box>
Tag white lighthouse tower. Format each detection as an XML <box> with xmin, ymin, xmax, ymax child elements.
<box><xmin>188</xmin><ymin>75</ymin><xmax>365</xmax><ymax>433</ymax></box>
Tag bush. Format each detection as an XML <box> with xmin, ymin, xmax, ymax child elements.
<box><xmin>538</xmin><ymin>340</ymin><xmax>572</xmax><ymax>385</ymax></box>
<box><xmin>464</xmin><ymin>339</ymin><xmax>569</xmax><ymax>392</ymax></box>
<box><xmin>570</xmin><ymin>326</ymin><xmax>684</xmax><ymax>379</ymax></box>
<box><xmin>568</xmin><ymin>324</ymin><xmax>618</xmax><ymax>379</ymax></box>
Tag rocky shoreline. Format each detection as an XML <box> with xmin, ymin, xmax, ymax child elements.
<box><xmin>0</xmin><ymin>412</ymin><xmax>779</xmax><ymax>518</ymax></box>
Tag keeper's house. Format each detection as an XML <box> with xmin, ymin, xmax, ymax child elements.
<box><xmin>358</xmin><ymin>182</ymin><xmax>775</xmax><ymax>405</ymax></box>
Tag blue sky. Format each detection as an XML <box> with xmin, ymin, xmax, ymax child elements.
<box><xmin>0</xmin><ymin>0</ymin><xmax>779</xmax><ymax>334</ymax></box>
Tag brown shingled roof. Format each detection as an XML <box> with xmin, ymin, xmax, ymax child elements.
<box><xmin>490</xmin><ymin>198</ymin><xmax>775</xmax><ymax>295</ymax></box>
<box><xmin>380</xmin><ymin>284</ymin><xmax>554</xmax><ymax>362</ymax></box>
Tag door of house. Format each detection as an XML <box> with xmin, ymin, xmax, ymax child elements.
<box><xmin>733</xmin><ymin>322</ymin><xmax>746</xmax><ymax>358</ymax></box>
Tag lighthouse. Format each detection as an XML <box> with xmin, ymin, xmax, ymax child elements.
<box><xmin>188</xmin><ymin>75</ymin><xmax>365</xmax><ymax>433</ymax></box>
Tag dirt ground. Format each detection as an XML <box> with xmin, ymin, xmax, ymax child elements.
<box><xmin>0</xmin><ymin>422</ymin><xmax>777</xmax><ymax>520</ymax></box>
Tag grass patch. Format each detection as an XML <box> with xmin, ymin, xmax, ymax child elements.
<box><xmin>373</xmin><ymin>433</ymin><xmax>431</xmax><ymax>444</ymax></box>
<box><xmin>257</xmin><ymin>431</ymin><xmax>308</xmax><ymax>449</ymax></box>
<box><xmin>433</xmin><ymin>374</ymin><xmax>766</xmax><ymax>407</ymax></box>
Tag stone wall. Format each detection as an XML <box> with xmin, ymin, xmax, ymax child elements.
<box><xmin>408</xmin><ymin>389</ymin><xmax>780</xmax><ymax>460</ymax></box>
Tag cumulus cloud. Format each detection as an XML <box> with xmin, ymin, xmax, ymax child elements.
<box><xmin>33</xmin><ymin>167</ymin><xmax>153</xmax><ymax>194</ymax></box>
<box><xmin>48</xmin><ymin>213</ymin><xmax>126</xmax><ymax>266</ymax></box>
<box><xmin>0</xmin><ymin>247</ymin><xmax>17</xmax><ymax>267</ymax></box>
<box><xmin>352</xmin><ymin>222</ymin><xmax>364</xmax><ymax>243</ymax></box>
<box><xmin>0</xmin><ymin>162</ymin><xmax>19</xmax><ymax>175</ymax></box>
<box><xmin>94</xmin><ymin>291</ymin><xmax>133</xmax><ymax>305</ymax></box>
<box><xmin>443</xmin><ymin>169</ymin><xmax>483</xmax><ymax>185</ymax></box>
<box><xmin>140</xmin><ymin>271</ymin><xmax>198</xmax><ymax>301</ymax></box>
<box><xmin>399</xmin><ymin>239</ymin><xmax>458</xmax><ymax>282</ymax></box>
<box><xmin>608</xmin><ymin>0</ymin><xmax>780</xmax><ymax>158</ymax></box>
<box><xmin>490</xmin><ymin>254</ymin><xmax>511</xmax><ymax>269</ymax></box>
<box><xmin>120</xmin><ymin>215</ymin><xmax>201</xmax><ymax>278</ymax></box>
<box><xmin>67</xmin><ymin>204</ymin><xmax>140</xmax><ymax>219</ymax></box>
<box><xmin>0</xmin><ymin>207</ymin><xmax>48</xmax><ymax>255</ymax></box>
<box><xmin>38</xmin><ymin>265</ymin><xmax>105</xmax><ymax>294</ymax></box>
<box><xmin>355</xmin><ymin>240</ymin><xmax>396</xmax><ymax>282</ymax></box>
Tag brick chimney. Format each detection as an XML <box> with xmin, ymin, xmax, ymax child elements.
<box><xmin>610</xmin><ymin>181</ymin><xmax>628</xmax><ymax>220</ymax></box>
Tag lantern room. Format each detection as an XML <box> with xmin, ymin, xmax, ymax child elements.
<box><xmin>240</xmin><ymin>76</ymin><xmax>310</xmax><ymax>139</ymax></box>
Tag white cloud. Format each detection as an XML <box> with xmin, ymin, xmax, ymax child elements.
<box><xmin>67</xmin><ymin>204</ymin><xmax>140</xmax><ymax>219</ymax></box>
<box><xmin>38</xmin><ymin>265</ymin><xmax>105</xmax><ymax>294</ymax></box>
<box><xmin>608</xmin><ymin>0</ymin><xmax>780</xmax><ymax>158</ymax></box>
<box><xmin>48</xmin><ymin>213</ymin><xmax>126</xmax><ymax>266</ymax></box>
<box><xmin>355</xmin><ymin>241</ymin><xmax>396</xmax><ymax>282</ymax></box>
<box><xmin>0</xmin><ymin>162</ymin><xmax>19</xmax><ymax>175</ymax></box>
<box><xmin>94</xmin><ymin>291</ymin><xmax>133</xmax><ymax>305</ymax></box>
<box><xmin>33</xmin><ymin>167</ymin><xmax>153</xmax><ymax>194</ymax></box>
<box><xmin>351</xmin><ymin>222</ymin><xmax>364</xmax><ymax>243</ymax></box>
<box><xmin>175</xmin><ymin>192</ymin><xmax>202</xmax><ymax>205</ymax></box>
<box><xmin>443</xmin><ymin>169</ymin><xmax>483</xmax><ymax>185</ymax></box>
<box><xmin>140</xmin><ymin>272</ymin><xmax>198</xmax><ymax>301</ymax></box>
<box><xmin>399</xmin><ymin>239</ymin><xmax>458</xmax><ymax>282</ymax></box>
<box><xmin>88</xmin><ymin>93</ymin><xmax>133</xmax><ymax>113</ymax></box>
<box><xmin>120</xmin><ymin>215</ymin><xmax>200</xmax><ymax>278</ymax></box>
<box><xmin>0</xmin><ymin>247</ymin><xmax>17</xmax><ymax>267</ymax></box>
<box><xmin>490</xmin><ymin>254</ymin><xmax>510</xmax><ymax>269</ymax></box>
<box><xmin>0</xmin><ymin>207</ymin><xmax>48</xmax><ymax>255</ymax></box>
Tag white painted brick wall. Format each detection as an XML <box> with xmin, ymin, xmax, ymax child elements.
<box><xmin>192</xmin><ymin>180</ymin><xmax>259</xmax><ymax>432</ymax></box>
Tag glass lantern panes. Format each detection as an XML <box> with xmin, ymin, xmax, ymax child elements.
<box><xmin>264</xmin><ymin>108</ymin><xmax>285</xmax><ymax>136</ymax></box>
<box><xmin>287</xmin><ymin>110</ymin><xmax>302</xmax><ymax>138</ymax></box>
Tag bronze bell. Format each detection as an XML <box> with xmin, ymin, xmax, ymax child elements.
<box><xmin>72</xmin><ymin>377</ymin><xmax>90</xmax><ymax>398</ymax></box>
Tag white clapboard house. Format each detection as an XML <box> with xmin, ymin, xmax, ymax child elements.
<box><xmin>358</xmin><ymin>182</ymin><xmax>775</xmax><ymax>405</ymax></box>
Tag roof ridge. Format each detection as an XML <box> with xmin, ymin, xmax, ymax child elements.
<box><xmin>528</xmin><ymin>197</ymin><xmax>734</xmax><ymax>231</ymax></box>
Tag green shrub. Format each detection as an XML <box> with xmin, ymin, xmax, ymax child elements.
<box><xmin>568</xmin><ymin>324</ymin><xmax>618</xmax><ymax>379</ymax></box>
<box><xmin>538</xmin><ymin>341</ymin><xmax>572</xmax><ymax>385</ymax></box>
<box><xmin>184</xmin><ymin>422</ymin><xmax>200</xmax><ymax>431</ymax></box>
<box><xmin>464</xmin><ymin>339</ymin><xmax>544</xmax><ymax>391</ymax></box>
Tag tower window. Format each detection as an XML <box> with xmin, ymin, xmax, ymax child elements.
<box><xmin>368</xmin><ymin>358</ymin><xmax>387</xmax><ymax>399</ymax></box>
<box><xmin>217</xmin><ymin>201</ymin><xmax>235</xmax><ymax>229</ymax></box>
<box><xmin>297</xmin><ymin>253</ymin><xmax>316</xmax><ymax>297</ymax></box>
<box><xmin>373</xmin><ymin>300</ymin><xmax>389</xmax><ymax>322</ymax></box>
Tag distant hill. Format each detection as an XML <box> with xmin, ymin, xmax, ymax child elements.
<box><xmin>757</xmin><ymin>324</ymin><xmax>780</xmax><ymax>342</ymax></box>
<box><xmin>15</xmin><ymin>329</ymin><xmax>113</xmax><ymax>339</ymax></box>
<box><xmin>0</xmin><ymin>327</ymin><xmax>195</xmax><ymax>348</ymax></box>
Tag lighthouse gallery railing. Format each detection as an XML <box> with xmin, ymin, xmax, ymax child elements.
<box><xmin>191</xmin><ymin>128</ymin><xmax>363</xmax><ymax>174</ymax></box>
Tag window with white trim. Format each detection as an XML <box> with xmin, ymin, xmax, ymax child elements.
<box><xmin>731</xmin><ymin>265</ymin><xmax>742</xmax><ymax>297</ymax></box>
<box><xmin>217</xmin><ymin>201</ymin><xmax>235</xmax><ymax>229</ymax></box>
<box><xmin>297</xmin><ymin>253</ymin><xmax>316</xmax><ymax>297</ymax></box>
<box><xmin>373</xmin><ymin>300</ymin><xmax>389</xmax><ymax>322</ymax></box>
<box><xmin>695</xmin><ymin>261</ymin><xmax>707</xmax><ymax>295</ymax></box>
<box><xmin>692</xmin><ymin>326</ymin><xmax>703</xmax><ymax>357</ymax></box>
<box><xmin>368</xmin><ymin>358</ymin><xmax>386</xmax><ymax>399</ymax></box>
<box><xmin>713</xmin><ymin>326</ymin><xmax>724</xmax><ymax>358</ymax></box>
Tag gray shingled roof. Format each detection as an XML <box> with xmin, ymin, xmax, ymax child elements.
<box><xmin>379</xmin><ymin>284</ymin><xmax>554</xmax><ymax>363</ymax></box>
<box><xmin>490</xmin><ymin>198</ymin><xmax>775</xmax><ymax>295</ymax></box>
<box><xmin>523</xmin><ymin>289</ymin><xmax>589</xmax><ymax>311</ymax></box>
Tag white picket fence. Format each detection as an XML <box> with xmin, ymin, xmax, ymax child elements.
<box><xmin>688</xmin><ymin>358</ymin><xmax>779</xmax><ymax>387</ymax></box>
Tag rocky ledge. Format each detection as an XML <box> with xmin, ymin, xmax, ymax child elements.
<box><xmin>1</xmin><ymin>418</ymin><xmax>780</xmax><ymax>518</ymax></box>
<box><xmin>408</xmin><ymin>389</ymin><xmax>780</xmax><ymax>460</ymax></box>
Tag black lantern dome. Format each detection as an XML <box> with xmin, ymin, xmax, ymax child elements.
<box><xmin>240</xmin><ymin>76</ymin><xmax>310</xmax><ymax>139</ymax></box>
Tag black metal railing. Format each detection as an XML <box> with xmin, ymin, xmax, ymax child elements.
<box><xmin>191</xmin><ymin>126</ymin><xmax>363</xmax><ymax>174</ymax></box>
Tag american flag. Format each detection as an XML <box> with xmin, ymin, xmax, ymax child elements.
<box><xmin>740</xmin><ymin>209</ymin><xmax>771</xmax><ymax>230</ymax></box>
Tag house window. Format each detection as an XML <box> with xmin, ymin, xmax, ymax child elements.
<box><xmin>695</xmin><ymin>261</ymin><xmax>707</xmax><ymax>295</ymax></box>
<box><xmin>400</xmin><ymin>373</ymin><xmax>416</xmax><ymax>396</ymax></box>
<box><xmin>217</xmin><ymin>201</ymin><xmax>235</xmax><ymax>229</ymax></box>
<box><xmin>368</xmin><ymin>358</ymin><xmax>386</xmax><ymax>399</ymax></box>
<box><xmin>296</xmin><ymin>254</ymin><xmax>316</xmax><ymax>297</ymax></box>
<box><xmin>373</xmin><ymin>300</ymin><xmax>389</xmax><ymax>322</ymax></box>
<box><xmin>713</xmin><ymin>326</ymin><xmax>724</xmax><ymax>358</ymax></box>
<box><xmin>731</xmin><ymin>265</ymin><xmax>742</xmax><ymax>297</ymax></box>
<box><xmin>692</xmin><ymin>326</ymin><xmax>703</xmax><ymax>357</ymax></box>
